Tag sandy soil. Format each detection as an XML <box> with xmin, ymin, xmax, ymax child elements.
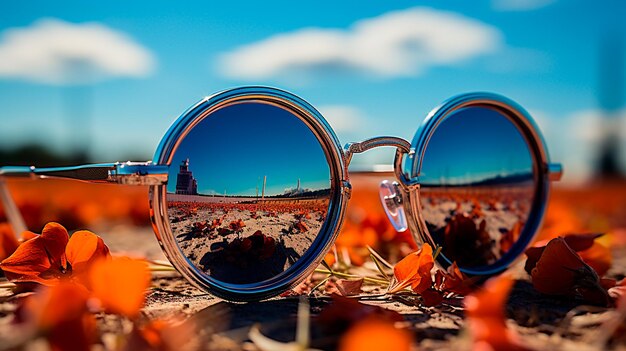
<box><xmin>420</xmin><ymin>185</ymin><xmax>533</xmax><ymax>268</ymax></box>
<box><xmin>1</xmin><ymin>225</ymin><xmax>626</xmax><ymax>351</ymax></box>
<box><xmin>168</xmin><ymin>198</ymin><xmax>328</xmax><ymax>285</ymax></box>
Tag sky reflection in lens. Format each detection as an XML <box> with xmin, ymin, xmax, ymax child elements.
<box><xmin>421</xmin><ymin>107</ymin><xmax>533</xmax><ymax>186</ymax></box>
<box><xmin>167</xmin><ymin>102</ymin><xmax>330</xmax><ymax>196</ymax></box>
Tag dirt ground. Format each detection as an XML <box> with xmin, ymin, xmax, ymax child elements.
<box><xmin>168</xmin><ymin>201</ymin><xmax>325</xmax><ymax>284</ymax></box>
<box><xmin>95</xmin><ymin>227</ymin><xmax>626</xmax><ymax>350</ymax></box>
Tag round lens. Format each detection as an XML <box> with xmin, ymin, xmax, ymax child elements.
<box><xmin>419</xmin><ymin>106</ymin><xmax>535</xmax><ymax>271</ymax></box>
<box><xmin>165</xmin><ymin>101</ymin><xmax>332</xmax><ymax>286</ymax></box>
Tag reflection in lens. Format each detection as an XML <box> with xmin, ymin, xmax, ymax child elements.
<box><xmin>166</xmin><ymin>102</ymin><xmax>331</xmax><ymax>285</ymax></box>
<box><xmin>419</xmin><ymin>107</ymin><xmax>535</xmax><ymax>269</ymax></box>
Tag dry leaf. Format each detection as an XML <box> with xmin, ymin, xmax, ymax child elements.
<box><xmin>20</xmin><ymin>282</ymin><xmax>95</xmax><ymax>351</ymax></box>
<box><xmin>89</xmin><ymin>257</ymin><xmax>150</xmax><ymax>319</ymax></box>
<box><xmin>0</xmin><ymin>223</ymin><xmax>18</xmax><ymax>263</ymax></box>
<box><xmin>465</xmin><ymin>275</ymin><xmax>530</xmax><ymax>351</ymax></box>
<box><xmin>388</xmin><ymin>243</ymin><xmax>434</xmax><ymax>294</ymax></box>
<box><xmin>0</xmin><ymin>222</ymin><xmax>70</xmax><ymax>284</ymax></box>
<box><xmin>325</xmin><ymin>278</ymin><xmax>364</xmax><ymax>297</ymax></box>
<box><xmin>338</xmin><ymin>317</ymin><xmax>412</xmax><ymax>351</ymax></box>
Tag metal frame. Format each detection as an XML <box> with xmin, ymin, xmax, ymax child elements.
<box><xmin>399</xmin><ymin>92</ymin><xmax>562</xmax><ymax>275</ymax></box>
<box><xmin>150</xmin><ymin>86</ymin><xmax>351</xmax><ymax>300</ymax></box>
<box><xmin>0</xmin><ymin>86</ymin><xmax>562</xmax><ymax>300</ymax></box>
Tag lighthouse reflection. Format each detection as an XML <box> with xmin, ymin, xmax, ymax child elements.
<box><xmin>165</xmin><ymin>102</ymin><xmax>331</xmax><ymax>285</ymax></box>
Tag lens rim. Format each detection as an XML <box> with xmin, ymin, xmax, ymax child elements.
<box><xmin>403</xmin><ymin>92</ymin><xmax>552</xmax><ymax>276</ymax></box>
<box><xmin>149</xmin><ymin>86</ymin><xmax>349</xmax><ymax>301</ymax></box>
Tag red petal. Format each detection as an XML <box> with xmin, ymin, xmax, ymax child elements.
<box><xmin>66</xmin><ymin>230</ymin><xmax>111</xmax><ymax>279</ymax></box>
<box><xmin>326</xmin><ymin>278</ymin><xmax>364</xmax><ymax>297</ymax></box>
<box><xmin>0</xmin><ymin>223</ymin><xmax>19</xmax><ymax>261</ymax></box>
<box><xmin>421</xmin><ymin>289</ymin><xmax>444</xmax><ymax>307</ymax></box>
<box><xmin>563</xmin><ymin>233</ymin><xmax>604</xmax><ymax>252</ymax></box>
<box><xmin>39</xmin><ymin>223</ymin><xmax>70</xmax><ymax>269</ymax></box>
<box><xmin>390</xmin><ymin>244</ymin><xmax>434</xmax><ymax>294</ymax></box>
<box><xmin>89</xmin><ymin>257</ymin><xmax>150</xmax><ymax>319</ymax></box>
<box><xmin>1</xmin><ymin>235</ymin><xmax>52</xmax><ymax>282</ymax></box>
<box><xmin>531</xmin><ymin>237</ymin><xmax>591</xmax><ymax>295</ymax></box>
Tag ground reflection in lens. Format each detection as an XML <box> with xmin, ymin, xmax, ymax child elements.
<box><xmin>420</xmin><ymin>106</ymin><xmax>535</xmax><ymax>269</ymax></box>
<box><xmin>166</xmin><ymin>102</ymin><xmax>331</xmax><ymax>285</ymax></box>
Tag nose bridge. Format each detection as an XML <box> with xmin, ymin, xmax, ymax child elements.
<box><xmin>343</xmin><ymin>136</ymin><xmax>411</xmax><ymax>166</ymax></box>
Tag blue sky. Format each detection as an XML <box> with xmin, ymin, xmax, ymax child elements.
<box><xmin>166</xmin><ymin>102</ymin><xmax>330</xmax><ymax>196</ymax></box>
<box><xmin>420</xmin><ymin>107</ymin><xmax>532</xmax><ymax>185</ymax></box>
<box><xmin>0</xmin><ymin>0</ymin><xmax>624</xmax><ymax>184</ymax></box>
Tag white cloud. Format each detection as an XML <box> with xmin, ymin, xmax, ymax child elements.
<box><xmin>485</xmin><ymin>47</ymin><xmax>552</xmax><ymax>73</ymax></box>
<box><xmin>0</xmin><ymin>18</ymin><xmax>155</xmax><ymax>85</ymax></box>
<box><xmin>317</xmin><ymin>105</ymin><xmax>365</xmax><ymax>133</ymax></box>
<box><xmin>539</xmin><ymin>108</ymin><xmax>626</xmax><ymax>184</ymax></box>
<box><xmin>218</xmin><ymin>7</ymin><xmax>502</xmax><ymax>81</ymax></box>
<box><xmin>492</xmin><ymin>0</ymin><xmax>556</xmax><ymax>11</ymax></box>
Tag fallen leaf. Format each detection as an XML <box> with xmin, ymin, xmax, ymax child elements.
<box><xmin>525</xmin><ymin>233</ymin><xmax>607</xmax><ymax>274</ymax></box>
<box><xmin>0</xmin><ymin>223</ymin><xmax>18</xmax><ymax>262</ymax></box>
<box><xmin>435</xmin><ymin>261</ymin><xmax>474</xmax><ymax>295</ymax></box>
<box><xmin>338</xmin><ymin>317</ymin><xmax>412</xmax><ymax>351</ymax></box>
<box><xmin>421</xmin><ymin>288</ymin><xmax>444</xmax><ymax>307</ymax></box>
<box><xmin>388</xmin><ymin>243</ymin><xmax>434</xmax><ymax>294</ymax></box>
<box><xmin>529</xmin><ymin>237</ymin><xmax>609</xmax><ymax>306</ymax></box>
<box><xmin>123</xmin><ymin>318</ymin><xmax>196</xmax><ymax>351</ymax></box>
<box><xmin>89</xmin><ymin>257</ymin><xmax>150</xmax><ymax>319</ymax></box>
<box><xmin>578</xmin><ymin>241</ymin><xmax>612</xmax><ymax>277</ymax></box>
<box><xmin>465</xmin><ymin>275</ymin><xmax>530</xmax><ymax>351</ymax></box>
<box><xmin>65</xmin><ymin>230</ymin><xmax>110</xmax><ymax>277</ymax></box>
<box><xmin>325</xmin><ymin>278</ymin><xmax>363</xmax><ymax>297</ymax></box>
<box><xmin>21</xmin><ymin>282</ymin><xmax>95</xmax><ymax>351</ymax></box>
<box><xmin>0</xmin><ymin>222</ymin><xmax>70</xmax><ymax>284</ymax></box>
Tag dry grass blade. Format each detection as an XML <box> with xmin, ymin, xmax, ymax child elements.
<box><xmin>308</xmin><ymin>276</ymin><xmax>331</xmax><ymax>296</ymax></box>
<box><xmin>369</xmin><ymin>253</ymin><xmax>390</xmax><ymax>279</ymax></box>
<box><xmin>366</xmin><ymin>245</ymin><xmax>393</xmax><ymax>270</ymax></box>
<box><xmin>321</xmin><ymin>259</ymin><xmax>334</xmax><ymax>274</ymax></box>
<box><xmin>0</xmin><ymin>281</ymin><xmax>16</xmax><ymax>289</ymax></box>
<box><xmin>433</xmin><ymin>245</ymin><xmax>442</xmax><ymax>260</ymax></box>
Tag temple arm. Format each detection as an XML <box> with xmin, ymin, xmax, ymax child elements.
<box><xmin>0</xmin><ymin>161</ymin><xmax>168</xmax><ymax>185</ymax></box>
<box><xmin>0</xmin><ymin>161</ymin><xmax>168</xmax><ymax>236</ymax></box>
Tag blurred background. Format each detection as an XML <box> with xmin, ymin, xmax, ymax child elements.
<box><xmin>0</xmin><ymin>0</ymin><xmax>624</xmax><ymax>250</ymax></box>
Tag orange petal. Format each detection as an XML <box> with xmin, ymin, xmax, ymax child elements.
<box><xmin>21</xmin><ymin>231</ymin><xmax>39</xmax><ymax>241</ymax></box>
<box><xmin>0</xmin><ymin>222</ymin><xmax>70</xmax><ymax>285</ymax></box>
<box><xmin>325</xmin><ymin>278</ymin><xmax>364</xmax><ymax>297</ymax></box>
<box><xmin>89</xmin><ymin>257</ymin><xmax>150</xmax><ymax>319</ymax></box>
<box><xmin>578</xmin><ymin>241</ymin><xmax>612</xmax><ymax>277</ymax></box>
<box><xmin>390</xmin><ymin>243</ymin><xmax>433</xmax><ymax>294</ymax></box>
<box><xmin>530</xmin><ymin>237</ymin><xmax>592</xmax><ymax>295</ymax></box>
<box><xmin>0</xmin><ymin>223</ymin><xmax>19</xmax><ymax>261</ymax></box>
<box><xmin>66</xmin><ymin>230</ymin><xmax>111</xmax><ymax>276</ymax></box>
<box><xmin>1</xmin><ymin>234</ymin><xmax>53</xmax><ymax>282</ymax></box>
<box><xmin>465</xmin><ymin>275</ymin><xmax>530</xmax><ymax>351</ymax></box>
<box><xmin>563</xmin><ymin>233</ymin><xmax>604</xmax><ymax>252</ymax></box>
<box><xmin>466</xmin><ymin>274</ymin><xmax>514</xmax><ymax>320</ymax></box>
<box><xmin>123</xmin><ymin>318</ymin><xmax>195</xmax><ymax>351</ymax></box>
<box><xmin>39</xmin><ymin>222</ymin><xmax>70</xmax><ymax>269</ymax></box>
<box><xmin>22</xmin><ymin>282</ymin><xmax>94</xmax><ymax>351</ymax></box>
<box><xmin>339</xmin><ymin>317</ymin><xmax>412</xmax><ymax>351</ymax></box>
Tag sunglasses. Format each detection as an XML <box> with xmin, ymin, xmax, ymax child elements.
<box><xmin>0</xmin><ymin>86</ymin><xmax>562</xmax><ymax>301</ymax></box>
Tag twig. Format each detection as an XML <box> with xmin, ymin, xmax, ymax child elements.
<box><xmin>0</xmin><ymin>282</ymin><xmax>16</xmax><ymax>289</ymax></box>
<box><xmin>308</xmin><ymin>276</ymin><xmax>331</xmax><ymax>296</ymax></box>
<box><xmin>369</xmin><ymin>253</ymin><xmax>390</xmax><ymax>279</ymax></box>
<box><xmin>314</xmin><ymin>269</ymin><xmax>389</xmax><ymax>286</ymax></box>
<box><xmin>366</xmin><ymin>245</ymin><xmax>393</xmax><ymax>269</ymax></box>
